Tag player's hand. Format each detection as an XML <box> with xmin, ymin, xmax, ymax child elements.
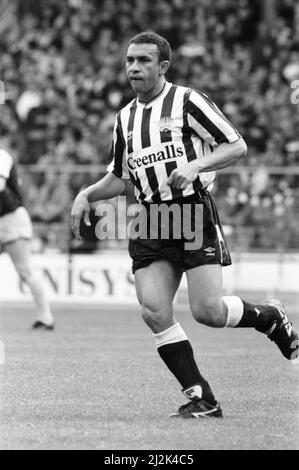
<box><xmin>70</xmin><ymin>192</ymin><xmax>91</xmax><ymax>240</ymax></box>
<box><xmin>167</xmin><ymin>161</ymin><xmax>200</xmax><ymax>190</ymax></box>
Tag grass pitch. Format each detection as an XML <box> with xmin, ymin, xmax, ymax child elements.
<box><xmin>0</xmin><ymin>302</ymin><xmax>298</xmax><ymax>450</ymax></box>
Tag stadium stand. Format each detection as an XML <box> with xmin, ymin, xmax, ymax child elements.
<box><xmin>0</xmin><ymin>0</ymin><xmax>298</xmax><ymax>250</ymax></box>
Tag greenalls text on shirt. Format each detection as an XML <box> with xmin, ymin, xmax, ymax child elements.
<box><xmin>127</xmin><ymin>144</ymin><xmax>184</xmax><ymax>170</ymax></box>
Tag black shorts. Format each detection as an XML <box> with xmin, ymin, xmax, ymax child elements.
<box><xmin>128</xmin><ymin>189</ymin><xmax>232</xmax><ymax>273</ymax></box>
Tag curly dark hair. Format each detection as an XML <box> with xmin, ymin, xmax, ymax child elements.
<box><xmin>128</xmin><ymin>32</ymin><xmax>172</xmax><ymax>63</ymax></box>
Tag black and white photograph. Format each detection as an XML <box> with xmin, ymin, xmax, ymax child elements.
<box><xmin>0</xmin><ymin>0</ymin><xmax>298</xmax><ymax>452</ymax></box>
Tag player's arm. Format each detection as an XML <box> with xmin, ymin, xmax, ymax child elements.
<box><xmin>83</xmin><ymin>172</ymin><xmax>127</xmax><ymax>202</ymax></box>
<box><xmin>168</xmin><ymin>91</ymin><xmax>247</xmax><ymax>189</ymax></box>
<box><xmin>193</xmin><ymin>138</ymin><xmax>247</xmax><ymax>172</ymax></box>
<box><xmin>71</xmin><ymin>172</ymin><xmax>126</xmax><ymax>240</ymax></box>
<box><xmin>168</xmin><ymin>139</ymin><xmax>247</xmax><ymax>189</ymax></box>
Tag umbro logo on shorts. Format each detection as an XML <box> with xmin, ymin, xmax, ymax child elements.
<box><xmin>204</xmin><ymin>247</ymin><xmax>215</xmax><ymax>256</ymax></box>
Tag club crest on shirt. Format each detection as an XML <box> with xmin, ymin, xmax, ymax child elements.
<box><xmin>158</xmin><ymin>116</ymin><xmax>175</xmax><ymax>133</ymax></box>
<box><xmin>127</xmin><ymin>130</ymin><xmax>133</xmax><ymax>141</ymax></box>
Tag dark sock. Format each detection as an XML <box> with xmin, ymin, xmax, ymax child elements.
<box><xmin>237</xmin><ymin>300</ymin><xmax>280</xmax><ymax>332</ymax></box>
<box><xmin>158</xmin><ymin>340</ymin><xmax>216</xmax><ymax>404</ymax></box>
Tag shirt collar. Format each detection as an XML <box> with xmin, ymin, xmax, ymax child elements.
<box><xmin>137</xmin><ymin>81</ymin><xmax>172</xmax><ymax>107</ymax></box>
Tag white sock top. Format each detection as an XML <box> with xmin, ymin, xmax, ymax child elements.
<box><xmin>223</xmin><ymin>296</ymin><xmax>244</xmax><ymax>327</ymax></box>
<box><xmin>153</xmin><ymin>322</ymin><xmax>188</xmax><ymax>348</ymax></box>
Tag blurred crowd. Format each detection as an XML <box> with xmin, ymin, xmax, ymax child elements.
<box><xmin>0</xmin><ymin>0</ymin><xmax>298</xmax><ymax>250</ymax></box>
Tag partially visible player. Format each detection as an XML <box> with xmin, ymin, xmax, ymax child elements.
<box><xmin>0</xmin><ymin>142</ymin><xmax>54</xmax><ymax>330</ymax></box>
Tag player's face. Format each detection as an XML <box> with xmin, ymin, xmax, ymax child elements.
<box><xmin>126</xmin><ymin>43</ymin><xmax>167</xmax><ymax>101</ymax></box>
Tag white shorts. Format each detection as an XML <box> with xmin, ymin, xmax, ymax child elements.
<box><xmin>0</xmin><ymin>207</ymin><xmax>33</xmax><ymax>246</ymax></box>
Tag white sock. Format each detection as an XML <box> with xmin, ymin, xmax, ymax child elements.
<box><xmin>223</xmin><ymin>296</ymin><xmax>244</xmax><ymax>327</ymax></box>
<box><xmin>153</xmin><ymin>322</ymin><xmax>188</xmax><ymax>348</ymax></box>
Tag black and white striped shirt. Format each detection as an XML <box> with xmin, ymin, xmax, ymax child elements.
<box><xmin>108</xmin><ymin>82</ymin><xmax>241</xmax><ymax>203</ymax></box>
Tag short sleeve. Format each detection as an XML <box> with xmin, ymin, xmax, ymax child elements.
<box><xmin>187</xmin><ymin>90</ymin><xmax>241</xmax><ymax>146</ymax></box>
<box><xmin>107</xmin><ymin>114</ymin><xmax>130</xmax><ymax>180</ymax></box>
